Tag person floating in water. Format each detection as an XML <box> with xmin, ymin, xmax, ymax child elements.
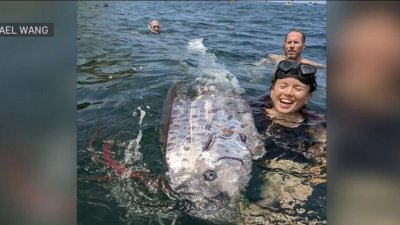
<box><xmin>252</xmin><ymin>59</ymin><xmax>326</xmax><ymax>162</ymax></box>
<box><xmin>259</xmin><ymin>28</ymin><xmax>325</xmax><ymax>68</ymax></box>
<box><xmin>148</xmin><ymin>19</ymin><xmax>161</xmax><ymax>34</ymax></box>
<box><xmin>241</xmin><ymin>59</ymin><xmax>326</xmax><ymax>224</ymax></box>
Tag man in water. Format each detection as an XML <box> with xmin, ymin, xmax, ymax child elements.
<box><xmin>148</xmin><ymin>19</ymin><xmax>161</xmax><ymax>34</ymax></box>
<box><xmin>259</xmin><ymin>28</ymin><xmax>325</xmax><ymax>68</ymax></box>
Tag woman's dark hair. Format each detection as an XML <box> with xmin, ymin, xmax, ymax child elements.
<box><xmin>270</xmin><ymin>67</ymin><xmax>317</xmax><ymax>93</ymax></box>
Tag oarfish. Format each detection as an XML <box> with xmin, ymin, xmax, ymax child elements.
<box><xmin>159</xmin><ymin>38</ymin><xmax>265</xmax><ymax>222</ymax></box>
<box><xmin>87</xmin><ymin>38</ymin><xmax>265</xmax><ymax>223</ymax></box>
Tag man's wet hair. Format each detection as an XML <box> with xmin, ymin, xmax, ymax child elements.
<box><xmin>284</xmin><ymin>28</ymin><xmax>306</xmax><ymax>44</ymax></box>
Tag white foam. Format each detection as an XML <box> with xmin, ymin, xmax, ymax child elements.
<box><xmin>187</xmin><ymin>38</ymin><xmax>207</xmax><ymax>54</ymax></box>
<box><xmin>186</xmin><ymin>38</ymin><xmax>244</xmax><ymax>94</ymax></box>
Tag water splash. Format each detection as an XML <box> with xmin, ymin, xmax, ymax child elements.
<box><xmin>187</xmin><ymin>38</ymin><xmax>208</xmax><ymax>54</ymax></box>
<box><xmin>120</xmin><ymin>105</ymin><xmax>150</xmax><ymax>178</ymax></box>
<box><xmin>186</xmin><ymin>38</ymin><xmax>244</xmax><ymax>95</ymax></box>
<box><xmin>137</xmin><ymin>106</ymin><xmax>147</xmax><ymax>126</ymax></box>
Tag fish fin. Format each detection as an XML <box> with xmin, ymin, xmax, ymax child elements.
<box><xmin>159</xmin><ymin>81</ymin><xmax>179</xmax><ymax>152</ymax></box>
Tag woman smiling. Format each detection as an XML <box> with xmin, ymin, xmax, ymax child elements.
<box><xmin>266</xmin><ymin>59</ymin><xmax>317</xmax><ymax>128</ymax></box>
<box><xmin>244</xmin><ymin>60</ymin><xmax>327</xmax><ymax>223</ymax></box>
<box><xmin>251</xmin><ymin>59</ymin><xmax>326</xmax><ymax>163</ymax></box>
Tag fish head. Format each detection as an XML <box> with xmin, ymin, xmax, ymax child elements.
<box><xmin>172</xmin><ymin>132</ymin><xmax>252</xmax><ymax>203</ymax></box>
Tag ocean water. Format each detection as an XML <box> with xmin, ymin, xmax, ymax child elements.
<box><xmin>77</xmin><ymin>1</ymin><xmax>326</xmax><ymax>225</ymax></box>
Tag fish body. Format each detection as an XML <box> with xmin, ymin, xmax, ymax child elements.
<box><xmin>160</xmin><ymin>39</ymin><xmax>265</xmax><ymax>221</ymax></box>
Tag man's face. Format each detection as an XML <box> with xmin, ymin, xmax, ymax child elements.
<box><xmin>149</xmin><ymin>20</ymin><xmax>160</xmax><ymax>33</ymax></box>
<box><xmin>284</xmin><ymin>31</ymin><xmax>305</xmax><ymax>61</ymax></box>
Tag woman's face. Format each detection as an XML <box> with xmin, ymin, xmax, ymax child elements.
<box><xmin>271</xmin><ymin>77</ymin><xmax>311</xmax><ymax>115</ymax></box>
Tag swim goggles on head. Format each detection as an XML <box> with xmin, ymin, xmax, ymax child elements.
<box><xmin>274</xmin><ymin>59</ymin><xmax>317</xmax><ymax>85</ymax></box>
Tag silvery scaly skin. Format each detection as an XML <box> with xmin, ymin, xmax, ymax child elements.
<box><xmin>160</xmin><ymin>39</ymin><xmax>265</xmax><ymax>221</ymax></box>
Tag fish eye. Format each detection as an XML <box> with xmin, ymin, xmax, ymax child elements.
<box><xmin>203</xmin><ymin>169</ymin><xmax>218</xmax><ymax>181</ymax></box>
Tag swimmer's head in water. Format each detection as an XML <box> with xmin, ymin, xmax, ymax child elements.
<box><xmin>272</xmin><ymin>59</ymin><xmax>317</xmax><ymax>93</ymax></box>
<box><xmin>148</xmin><ymin>19</ymin><xmax>161</xmax><ymax>34</ymax></box>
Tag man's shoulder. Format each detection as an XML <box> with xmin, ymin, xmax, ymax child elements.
<box><xmin>256</xmin><ymin>54</ymin><xmax>282</xmax><ymax>65</ymax></box>
<box><xmin>300</xmin><ymin>58</ymin><xmax>326</xmax><ymax>68</ymax></box>
<box><xmin>259</xmin><ymin>54</ymin><xmax>326</xmax><ymax>68</ymax></box>
<box><xmin>266</xmin><ymin>54</ymin><xmax>326</xmax><ymax>68</ymax></box>
<box><xmin>255</xmin><ymin>54</ymin><xmax>285</xmax><ymax>66</ymax></box>
<box><xmin>267</xmin><ymin>54</ymin><xmax>286</xmax><ymax>63</ymax></box>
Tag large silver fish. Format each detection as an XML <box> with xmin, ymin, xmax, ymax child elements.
<box><xmin>87</xmin><ymin>39</ymin><xmax>266</xmax><ymax>223</ymax></box>
<box><xmin>160</xmin><ymin>39</ymin><xmax>265</xmax><ymax>222</ymax></box>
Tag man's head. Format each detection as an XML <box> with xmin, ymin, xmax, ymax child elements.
<box><xmin>284</xmin><ymin>28</ymin><xmax>306</xmax><ymax>62</ymax></box>
<box><xmin>148</xmin><ymin>19</ymin><xmax>161</xmax><ymax>34</ymax></box>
